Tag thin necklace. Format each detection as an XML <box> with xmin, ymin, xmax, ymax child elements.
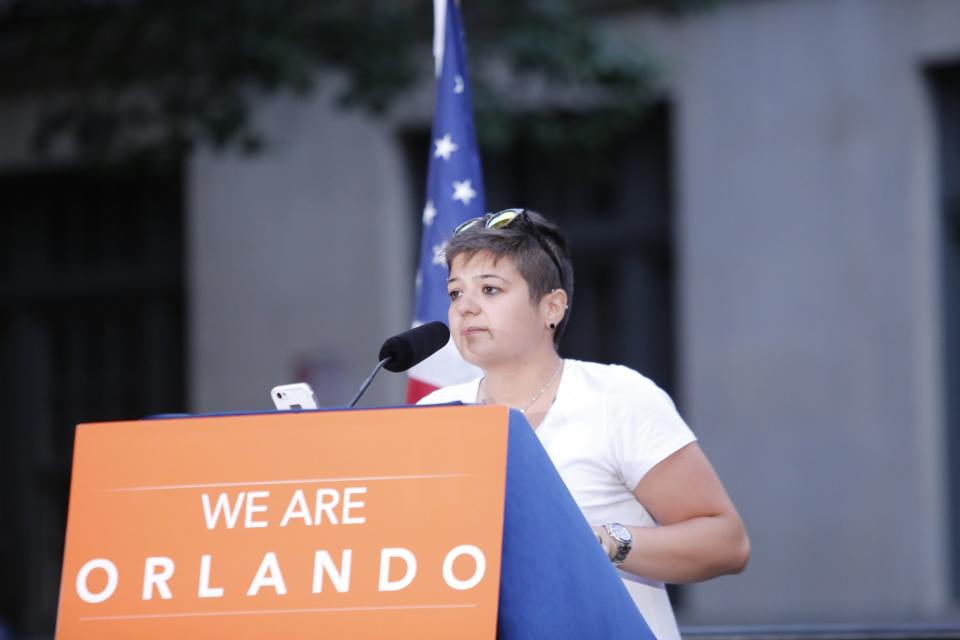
<box><xmin>482</xmin><ymin>360</ymin><xmax>564</xmax><ymax>415</ymax></box>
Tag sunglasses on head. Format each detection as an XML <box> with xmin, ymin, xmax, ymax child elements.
<box><xmin>453</xmin><ymin>208</ymin><xmax>565</xmax><ymax>287</ymax></box>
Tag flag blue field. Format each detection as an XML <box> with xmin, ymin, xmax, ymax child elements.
<box><xmin>407</xmin><ymin>0</ymin><xmax>485</xmax><ymax>401</ymax></box>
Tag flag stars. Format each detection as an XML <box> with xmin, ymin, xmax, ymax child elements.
<box><xmin>422</xmin><ymin>201</ymin><xmax>437</xmax><ymax>227</ymax></box>
<box><xmin>434</xmin><ymin>134</ymin><xmax>459</xmax><ymax>161</ymax></box>
<box><xmin>452</xmin><ymin>180</ymin><xmax>477</xmax><ymax>205</ymax></box>
<box><xmin>432</xmin><ymin>243</ymin><xmax>447</xmax><ymax>266</ymax></box>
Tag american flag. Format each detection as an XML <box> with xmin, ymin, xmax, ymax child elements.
<box><xmin>406</xmin><ymin>0</ymin><xmax>485</xmax><ymax>402</ymax></box>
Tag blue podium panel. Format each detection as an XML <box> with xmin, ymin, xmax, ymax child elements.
<box><xmin>498</xmin><ymin>410</ymin><xmax>653</xmax><ymax>640</ymax></box>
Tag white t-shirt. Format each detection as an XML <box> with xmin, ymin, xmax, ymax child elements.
<box><xmin>418</xmin><ymin>359</ymin><xmax>696</xmax><ymax>640</ymax></box>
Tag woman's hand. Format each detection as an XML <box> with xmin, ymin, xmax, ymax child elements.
<box><xmin>592</xmin><ymin>525</ymin><xmax>615</xmax><ymax>560</ymax></box>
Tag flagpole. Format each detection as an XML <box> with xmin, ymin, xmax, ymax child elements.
<box><xmin>433</xmin><ymin>0</ymin><xmax>446</xmax><ymax>78</ymax></box>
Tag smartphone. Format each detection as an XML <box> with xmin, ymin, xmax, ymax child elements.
<box><xmin>270</xmin><ymin>383</ymin><xmax>318</xmax><ymax>410</ymax></box>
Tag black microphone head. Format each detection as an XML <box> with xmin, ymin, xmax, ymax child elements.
<box><xmin>378</xmin><ymin>322</ymin><xmax>450</xmax><ymax>373</ymax></box>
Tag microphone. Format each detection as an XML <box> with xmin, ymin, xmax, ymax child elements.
<box><xmin>378</xmin><ymin>321</ymin><xmax>450</xmax><ymax>372</ymax></box>
<box><xmin>347</xmin><ymin>322</ymin><xmax>450</xmax><ymax>407</ymax></box>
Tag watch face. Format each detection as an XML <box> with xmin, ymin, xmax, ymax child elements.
<box><xmin>609</xmin><ymin>523</ymin><xmax>631</xmax><ymax>542</ymax></box>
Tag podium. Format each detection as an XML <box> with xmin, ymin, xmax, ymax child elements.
<box><xmin>56</xmin><ymin>405</ymin><xmax>653</xmax><ymax>639</ymax></box>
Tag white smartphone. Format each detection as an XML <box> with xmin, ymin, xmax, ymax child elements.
<box><xmin>270</xmin><ymin>383</ymin><xmax>318</xmax><ymax>410</ymax></box>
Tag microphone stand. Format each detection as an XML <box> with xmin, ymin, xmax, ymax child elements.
<box><xmin>348</xmin><ymin>357</ymin><xmax>391</xmax><ymax>408</ymax></box>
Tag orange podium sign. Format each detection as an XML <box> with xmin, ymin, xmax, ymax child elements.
<box><xmin>56</xmin><ymin>405</ymin><xmax>509</xmax><ymax>640</ymax></box>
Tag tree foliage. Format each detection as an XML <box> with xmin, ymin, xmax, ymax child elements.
<box><xmin>0</xmin><ymin>0</ymin><xmax>718</xmax><ymax>165</ymax></box>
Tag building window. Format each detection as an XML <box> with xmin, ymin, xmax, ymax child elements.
<box><xmin>927</xmin><ymin>61</ymin><xmax>960</xmax><ymax>598</ymax></box>
<box><xmin>403</xmin><ymin>103</ymin><xmax>677</xmax><ymax>396</ymax></box>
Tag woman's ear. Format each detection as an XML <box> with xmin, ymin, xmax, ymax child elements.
<box><xmin>542</xmin><ymin>288</ymin><xmax>569</xmax><ymax>328</ymax></box>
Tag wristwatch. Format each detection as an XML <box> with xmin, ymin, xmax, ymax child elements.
<box><xmin>602</xmin><ymin>523</ymin><xmax>633</xmax><ymax>566</ymax></box>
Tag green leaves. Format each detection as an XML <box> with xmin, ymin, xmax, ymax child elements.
<box><xmin>0</xmin><ymin>0</ymin><xmax>713</xmax><ymax>165</ymax></box>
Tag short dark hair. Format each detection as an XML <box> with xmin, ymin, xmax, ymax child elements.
<box><xmin>444</xmin><ymin>210</ymin><xmax>574</xmax><ymax>346</ymax></box>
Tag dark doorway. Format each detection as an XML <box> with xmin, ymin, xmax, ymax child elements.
<box><xmin>402</xmin><ymin>102</ymin><xmax>681</xmax><ymax>605</ymax></box>
<box><xmin>481</xmin><ymin>105</ymin><xmax>677</xmax><ymax>400</ymax></box>
<box><xmin>0</xmin><ymin>167</ymin><xmax>188</xmax><ymax>637</ymax></box>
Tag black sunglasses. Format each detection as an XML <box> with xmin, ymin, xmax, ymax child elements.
<box><xmin>453</xmin><ymin>208</ymin><xmax>564</xmax><ymax>287</ymax></box>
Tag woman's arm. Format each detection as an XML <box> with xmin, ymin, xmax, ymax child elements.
<box><xmin>594</xmin><ymin>442</ymin><xmax>750</xmax><ymax>584</ymax></box>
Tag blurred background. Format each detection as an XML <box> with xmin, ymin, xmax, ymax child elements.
<box><xmin>1</xmin><ymin>0</ymin><xmax>959</xmax><ymax>637</ymax></box>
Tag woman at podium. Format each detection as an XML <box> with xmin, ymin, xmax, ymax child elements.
<box><xmin>417</xmin><ymin>208</ymin><xmax>750</xmax><ymax>640</ymax></box>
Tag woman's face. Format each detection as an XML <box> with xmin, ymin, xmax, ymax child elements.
<box><xmin>447</xmin><ymin>251</ymin><xmax>550</xmax><ymax>368</ymax></box>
